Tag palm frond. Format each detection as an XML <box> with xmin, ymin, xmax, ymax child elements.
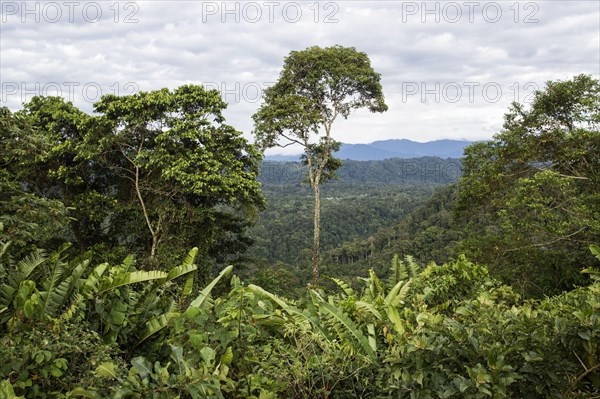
<box><xmin>0</xmin><ymin>249</ymin><xmax>46</xmax><ymax>309</ymax></box>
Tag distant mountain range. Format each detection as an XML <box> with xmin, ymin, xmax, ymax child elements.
<box><xmin>265</xmin><ymin>139</ymin><xmax>473</xmax><ymax>161</ymax></box>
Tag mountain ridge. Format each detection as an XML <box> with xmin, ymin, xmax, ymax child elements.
<box><xmin>265</xmin><ymin>139</ymin><xmax>473</xmax><ymax>161</ymax></box>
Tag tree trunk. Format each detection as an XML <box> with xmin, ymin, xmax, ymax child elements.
<box><xmin>311</xmin><ymin>182</ymin><xmax>321</xmax><ymax>286</ymax></box>
<box><xmin>150</xmin><ymin>234</ymin><xmax>159</xmax><ymax>259</ymax></box>
<box><xmin>134</xmin><ymin>163</ymin><xmax>160</xmax><ymax>259</ymax></box>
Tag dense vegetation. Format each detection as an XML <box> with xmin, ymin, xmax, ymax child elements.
<box><xmin>316</xmin><ymin>75</ymin><xmax>600</xmax><ymax>298</ymax></box>
<box><xmin>244</xmin><ymin>158</ymin><xmax>461</xmax><ymax>293</ymax></box>
<box><xmin>1</xmin><ymin>73</ymin><xmax>599</xmax><ymax>398</ymax></box>
<box><xmin>1</xmin><ymin>238</ymin><xmax>599</xmax><ymax>398</ymax></box>
<box><xmin>0</xmin><ymin>88</ymin><xmax>263</xmax><ymax>275</ymax></box>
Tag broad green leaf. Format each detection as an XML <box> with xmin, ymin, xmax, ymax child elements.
<box><xmin>386</xmin><ymin>306</ymin><xmax>405</xmax><ymax>336</ymax></box>
<box><xmin>220</xmin><ymin>347</ymin><xmax>233</xmax><ymax>366</ymax></box>
<box><xmin>95</xmin><ymin>362</ymin><xmax>118</xmax><ymax>379</ymax></box>
<box><xmin>99</xmin><ymin>270</ymin><xmax>168</xmax><ymax>294</ymax></box>
<box><xmin>0</xmin><ymin>379</ymin><xmax>23</xmax><ymax>398</ymax></box>
<box><xmin>131</xmin><ymin>357</ymin><xmax>152</xmax><ymax>379</ymax></box>
<box><xmin>385</xmin><ymin>279</ymin><xmax>412</xmax><ymax>307</ymax></box>
<box><xmin>200</xmin><ymin>347</ymin><xmax>216</xmax><ymax>367</ymax></box>
<box><xmin>189</xmin><ymin>265</ymin><xmax>233</xmax><ymax>308</ymax></box>
<box><xmin>67</xmin><ymin>387</ymin><xmax>98</xmax><ymax>398</ymax></box>
<box><xmin>138</xmin><ymin>312</ymin><xmax>177</xmax><ymax>344</ymax></box>
<box><xmin>166</xmin><ymin>247</ymin><xmax>198</xmax><ymax>282</ymax></box>
<box><xmin>590</xmin><ymin>244</ymin><xmax>600</xmax><ymax>260</ymax></box>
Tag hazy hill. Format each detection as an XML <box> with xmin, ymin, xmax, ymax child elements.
<box><xmin>265</xmin><ymin>139</ymin><xmax>472</xmax><ymax>161</ymax></box>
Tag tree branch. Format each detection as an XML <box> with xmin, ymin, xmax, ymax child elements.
<box><xmin>501</xmin><ymin>227</ymin><xmax>587</xmax><ymax>255</ymax></box>
<box><xmin>280</xmin><ymin>132</ymin><xmax>307</xmax><ymax>148</ymax></box>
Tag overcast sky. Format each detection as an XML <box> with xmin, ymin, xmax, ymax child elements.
<box><xmin>1</xmin><ymin>1</ymin><xmax>599</xmax><ymax>154</ymax></box>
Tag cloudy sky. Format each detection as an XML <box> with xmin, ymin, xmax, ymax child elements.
<box><xmin>1</xmin><ymin>1</ymin><xmax>599</xmax><ymax>154</ymax></box>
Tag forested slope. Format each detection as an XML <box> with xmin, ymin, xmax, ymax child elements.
<box><xmin>249</xmin><ymin>157</ymin><xmax>461</xmax><ymax>260</ymax></box>
<box><xmin>322</xmin><ymin>75</ymin><xmax>600</xmax><ymax>298</ymax></box>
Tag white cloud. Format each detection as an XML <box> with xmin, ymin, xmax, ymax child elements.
<box><xmin>1</xmin><ymin>0</ymin><xmax>598</xmax><ymax>148</ymax></box>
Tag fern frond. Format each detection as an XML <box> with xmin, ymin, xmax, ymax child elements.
<box><xmin>0</xmin><ymin>249</ymin><xmax>46</xmax><ymax>309</ymax></box>
<box><xmin>312</xmin><ymin>291</ymin><xmax>378</xmax><ymax>363</ymax></box>
<box><xmin>329</xmin><ymin>277</ymin><xmax>354</xmax><ymax>298</ymax></box>
<box><xmin>51</xmin><ymin>259</ymin><xmax>91</xmax><ymax>316</ymax></box>
<box><xmin>13</xmin><ymin>249</ymin><xmax>46</xmax><ymax>286</ymax></box>
<box><xmin>39</xmin><ymin>258</ymin><xmax>67</xmax><ymax>318</ymax></box>
<box><xmin>388</xmin><ymin>254</ymin><xmax>407</xmax><ymax>287</ymax></box>
<box><xmin>404</xmin><ymin>255</ymin><xmax>419</xmax><ymax>278</ymax></box>
<box><xmin>355</xmin><ymin>300</ymin><xmax>382</xmax><ymax>320</ymax></box>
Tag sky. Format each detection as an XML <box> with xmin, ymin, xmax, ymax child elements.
<box><xmin>1</xmin><ymin>1</ymin><xmax>599</xmax><ymax>154</ymax></box>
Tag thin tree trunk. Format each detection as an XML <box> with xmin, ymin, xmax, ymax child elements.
<box><xmin>134</xmin><ymin>164</ymin><xmax>158</xmax><ymax>259</ymax></box>
<box><xmin>311</xmin><ymin>182</ymin><xmax>321</xmax><ymax>286</ymax></box>
<box><xmin>306</xmin><ymin>118</ymin><xmax>335</xmax><ymax>286</ymax></box>
<box><xmin>150</xmin><ymin>234</ymin><xmax>159</xmax><ymax>258</ymax></box>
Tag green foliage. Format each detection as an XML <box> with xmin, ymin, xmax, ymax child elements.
<box><xmin>245</xmin><ymin>182</ymin><xmax>435</xmax><ymax>281</ymax></box>
<box><xmin>0</xmin><ymin>235</ymin><xmax>241</xmax><ymax>398</ymax></box>
<box><xmin>456</xmin><ymin>74</ymin><xmax>600</xmax><ymax>296</ymax></box>
<box><xmin>0</xmin><ymin>107</ymin><xmax>70</xmax><ymax>252</ymax></box>
<box><xmin>2</xmin><ymin>73</ymin><xmax>599</xmax><ymax>398</ymax></box>
<box><xmin>0</xmin><ymin>379</ymin><xmax>23</xmax><ymax>399</ymax></box>
<box><xmin>10</xmin><ymin>88</ymin><xmax>263</xmax><ymax>270</ymax></box>
<box><xmin>253</xmin><ymin>45</ymin><xmax>388</xmax><ymax>152</ymax></box>
<box><xmin>320</xmin><ymin>75</ymin><xmax>600</xmax><ymax>298</ymax></box>
<box><xmin>2</xmin><ymin>234</ymin><xmax>600</xmax><ymax>398</ymax></box>
<box><xmin>319</xmin><ymin>184</ymin><xmax>461</xmax><ymax>281</ymax></box>
<box><xmin>0</xmin><ymin>317</ymin><xmax>122</xmax><ymax>398</ymax></box>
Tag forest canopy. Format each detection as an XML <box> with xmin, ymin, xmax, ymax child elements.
<box><xmin>1</xmin><ymin>73</ymin><xmax>599</xmax><ymax>398</ymax></box>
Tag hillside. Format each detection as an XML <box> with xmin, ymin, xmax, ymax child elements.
<box><xmin>244</xmin><ymin>157</ymin><xmax>463</xmax><ymax>286</ymax></box>
<box><xmin>259</xmin><ymin>157</ymin><xmax>462</xmax><ymax>187</ymax></box>
<box><xmin>1</xmin><ymin>76</ymin><xmax>599</xmax><ymax>398</ymax></box>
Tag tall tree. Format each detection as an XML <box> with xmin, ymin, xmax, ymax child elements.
<box><xmin>252</xmin><ymin>45</ymin><xmax>387</xmax><ymax>285</ymax></box>
<box><xmin>16</xmin><ymin>96</ymin><xmax>109</xmax><ymax>250</ymax></box>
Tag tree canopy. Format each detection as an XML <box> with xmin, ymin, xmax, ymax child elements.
<box><xmin>1</xmin><ymin>85</ymin><xmax>264</xmax><ymax>271</ymax></box>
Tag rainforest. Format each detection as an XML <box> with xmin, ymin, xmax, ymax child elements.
<box><xmin>1</xmin><ymin>65</ymin><xmax>599</xmax><ymax>399</ymax></box>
